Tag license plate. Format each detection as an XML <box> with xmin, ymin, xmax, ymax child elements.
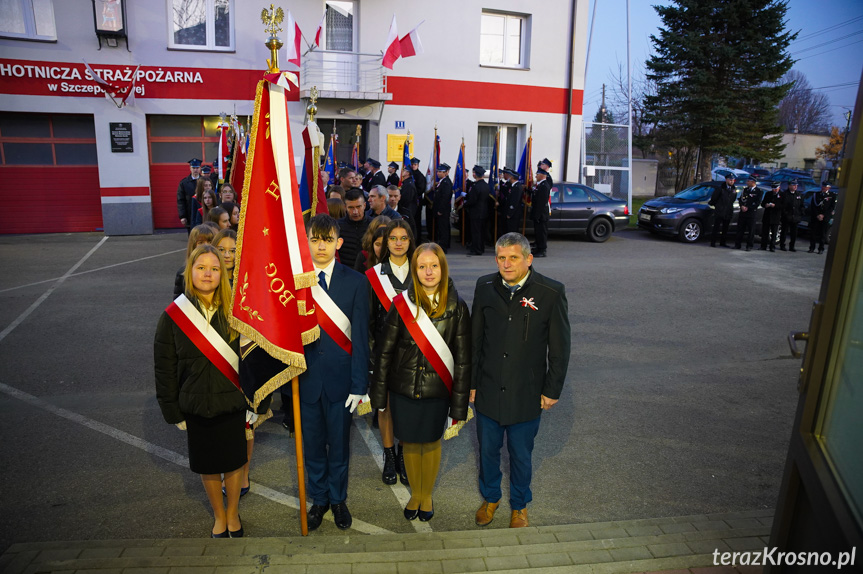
<box><xmin>638</xmin><ymin>213</ymin><xmax>652</xmax><ymax>222</ymax></box>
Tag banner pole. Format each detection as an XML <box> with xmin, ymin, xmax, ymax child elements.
<box><xmin>292</xmin><ymin>375</ymin><xmax>308</xmax><ymax>535</ymax></box>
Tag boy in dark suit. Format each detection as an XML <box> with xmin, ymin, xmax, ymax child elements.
<box><xmin>301</xmin><ymin>214</ymin><xmax>370</xmax><ymax>531</ymax></box>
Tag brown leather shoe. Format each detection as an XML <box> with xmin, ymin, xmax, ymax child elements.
<box><xmin>510</xmin><ymin>508</ymin><xmax>529</xmax><ymax>528</ymax></box>
<box><xmin>475</xmin><ymin>501</ymin><xmax>499</xmax><ymax>526</ymax></box>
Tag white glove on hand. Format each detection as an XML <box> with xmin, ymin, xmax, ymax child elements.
<box><xmin>345</xmin><ymin>394</ymin><xmax>363</xmax><ymax>413</ymax></box>
<box><xmin>175</xmin><ymin>421</ymin><xmax>187</xmax><ymax>431</ymax></box>
<box><xmin>246</xmin><ymin>411</ymin><xmax>259</xmax><ymax>425</ymax></box>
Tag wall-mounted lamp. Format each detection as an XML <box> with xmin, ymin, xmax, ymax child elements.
<box><xmin>339</xmin><ymin>108</ymin><xmax>346</xmax><ymax>115</ymax></box>
<box><xmin>92</xmin><ymin>0</ymin><xmax>129</xmax><ymax>51</ymax></box>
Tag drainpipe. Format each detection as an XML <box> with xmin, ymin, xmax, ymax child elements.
<box><xmin>562</xmin><ymin>0</ymin><xmax>577</xmax><ymax>182</ymax></box>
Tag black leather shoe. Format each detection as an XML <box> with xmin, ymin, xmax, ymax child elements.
<box><xmin>789</xmin><ymin>248</ymin><xmax>796</xmax><ymax>252</ymax></box>
<box><xmin>228</xmin><ymin>525</ymin><xmax>244</xmax><ymax>538</ymax></box>
<box><xmin>397</xmin><ymin>443</ymin><xmax>409</xmax><ymax>486</ymax></box>
<box><xmin>808</xmin><ymin>248</ymin><xmax>815</xmax><ymax>253</ymax></box>
<box><xmin>382</xmin><ymin>447</ymin><xmax>397</xmax><ymax>485</ymax></box>
<box><xmin>332</xmin><ymin>502</ymin><xmax>352</xmax><ymax>530</ymax></box>
<box><xmin>307</xmin><ymin>503</ymin><xmax>329</xmax><ymax>531</ymax></box>
<box><xmin>211</xmin><ymin>529</ymin><xmax>229</xmax><ymax>538</ymax></box>
<box><xmin>779</xmin><ymin>246</ymin><xmax>787</xmax><ymax>251</ymax></box>
<box><xmin>418</xmin><ymin>502</ymin><xmax>434</xmax><ymax>522</ymax></box>
<box><xmin>533</xmin><ymin>251</ymin><xmax>547</xmax><ymax>258</ymax></box>
<box><xmin>404</xmin><ymin>506</ymin><xmax>419</xmax><ymax>521</ymax></box>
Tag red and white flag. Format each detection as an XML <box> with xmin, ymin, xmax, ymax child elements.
<box><xmin>314</xmin><ymin>13</ymin><xmax>325</xmax><ymax>47</ymax></box>
<box><xmin>399</xmin><ymin>21</ymin><xmax>425</xmax><ymax>58</ymax></box>
<box><xmin>382</xmin><ymin>14</ymin><xmax>401</xmax><ymax>70</ymax></box>
<box><xmin>287</xmin><ymin>11</ymin><xmax>302</xmax><ymax>68</ymax></box>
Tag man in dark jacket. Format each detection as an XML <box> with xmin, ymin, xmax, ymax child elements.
<box><xmin>538</xmin><ymin>158</ymin><xmax>553</xmax><ymax>189</ymax></box>
<box><xmin>709</xmin><ymin>174</ymin><xmax>737</xmax><ymax>247</ymax></box>
<box><xmin>386</xmin><ymin>162</ymin><xmax>401</xmax><ymax>187</ymax></box>
<box><xmin>399</xmin><ymin>167</ymin><xmax>419</xmax><ymax>239</ymax></box>
<box><xmin>465</xmin><ymin>165</ymin><xmax>491</xmax><ymax>255</ymax></box>
<box><xmin>362</xmin><ymin>159</ymin><xmax>387</xmax><ymax>192</ymax></box>
<box><xmin>531</xmin><ymin>168</ymin><xmax>551</xmax><ymax>257</ymax></box>
<box><xmin>502</xmin><ymin>168</ymin><xmax>525</xmax><ymax>233</ymax></box>
<box><xmin>759</xmin><ymin>181</ymin><xmax>782</xmax><ymax>252</ymax></box>
<box><xmin>432</xmin><ymin>163</ymin><xmax>453</xmax><ymax>252</ymax></box>
<box><xmin>177</xmin><ymin>157</ymin><xmax>203</xmax><ymax>233</ymax></box>
<box><xmin>471</xmin><ymin>232</ymin><xmax>570</xmax><ymax>529</ymax></box>
<box><xmin>734</xmin><ymin>176</ymin><xmax>761</xmax><ymax>251</ymax></box>
<box><xmin>808</xmin><ymin>182</ymin><xmax>837</xmax><ymax>254</ymax></box>
<box><xmin>779</xmin><ymin>180</ymin><xmax>805</xmax><ymax>251</ymax></box>
<box><xmin>337</xmin><ymin>188</ymin><xmax>371</xmax><ymax>266</ymax></box>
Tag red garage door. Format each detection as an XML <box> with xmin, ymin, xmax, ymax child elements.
<box><xmin>148</xmin><ymin>115</ymin><xmax>220</xmax><ymax>229</ymax></box>
<box><xmin>0</xmin><ymin>113</ymin><xmax>101</xmax><ymax>234</ymax></box>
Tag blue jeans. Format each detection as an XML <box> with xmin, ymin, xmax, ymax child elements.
<box><xmin>476</xmin><ymin>411</ymin><xmax>541</xmax><ymax>510</ymax></box>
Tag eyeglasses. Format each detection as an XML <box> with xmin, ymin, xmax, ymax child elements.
<box><xmin>217</xmin><ymin>248</ymin><xmax>236</xmax><ymax>255</ymax></box>
<box><xmin>388</xmin><ymin>236</ymin><xmax>409</xmax><ymax>243</ymax></box>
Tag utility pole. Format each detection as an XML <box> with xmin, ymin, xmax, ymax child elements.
<box><xmin>838</xmin><ymin>110</ymin><xmax>852</xmax><ymax>181</ymax></box>
<box><xmin>600</xmin><ymin>83</ymin><xmax>606</xmax><ymax>175</ymax></box>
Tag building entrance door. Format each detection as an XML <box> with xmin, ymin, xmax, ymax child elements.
<box><xmin>768</xmin><ymin>80</ymin><xmax>863</xmax><ymax>572</ymax></box>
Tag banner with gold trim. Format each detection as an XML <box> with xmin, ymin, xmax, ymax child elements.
<box><xmin>230</xmin><ymin>76</ymin><xmax>319</xmax><ymax>408</ymax></box>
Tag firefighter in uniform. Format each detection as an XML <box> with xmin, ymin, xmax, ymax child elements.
<box><xmin>734</xmin><ymin>176</ymin><xmax>760</xmax><ymax>251</ymax></box>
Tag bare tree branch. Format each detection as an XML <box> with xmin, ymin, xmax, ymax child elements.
<box><xmin>777</xmin><ymin>70</ymin><xmax>831</xmax><ymax>135</ymax></box>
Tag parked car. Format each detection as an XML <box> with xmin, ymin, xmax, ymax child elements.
<box><xmin>745</xmin><ymin>167</ymin><xmax>771</xmax><ymax>180</ymax></box>
<box><xmin>637</xmin><ymin>181</ymin><xmax>770</xmax><ymax>243</ymax></box>
<box><xmin>711</xmin><ymin>167</ymin><xmax>751</xmax><ymax>182</ymax></box>
<box><xmin>771</xmin><ymin>170</ymin><xmax>819</xmax><ymax>192</ymax></box>
<box><xmin>522</xmin><ymin>182</ymin><xmax>630</xmax><ymax>242</ymax></box>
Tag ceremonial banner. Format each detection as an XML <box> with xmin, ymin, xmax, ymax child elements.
<box><xmin>325</xmin><ymin>134</ymin><xmax>336</xmax><ymax>185</ymax></box>
<box><xmin>229</xmin><ymin>128</ymin><xmax>246</xmax><ymax>203</ymax></box>
<box><xmin>230</xmin><ymin>78</ymin><xmax>319</xmax><ymax>408</ymax></box>
<box><xmin>299</xmin><ymin>122</ymin><xmax>329</xmax><ymax>217</ymax></box>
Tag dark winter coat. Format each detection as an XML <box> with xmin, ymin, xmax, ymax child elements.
<box><xmin>176</xmin><ymin>175</ymin><xmax>199</xmax><ymax>224</ymax></box>
<box><xmin>465</xmin><ymin>179</ymin><xmax>491</xmax><ymax>220</ymax></box>
<box><xmin>337</xmin><ymin>215</ymin><xmax>371</xmax><ymax>270</ymax></box>
<box><xmin>781</xmin><ymin>189</ymin><xmax>805</xmax><ymax>223</ymax></box>
<box><xmin>737</xmin><ymin>186</ymin><xmax>761</xmax><ymax>219</ymax></box>
<box><xmin>367</xmin><ymin>259</ymin><xmax>412</xmax><ymax>369</ymax></box>
<box><xmin>760</xmin><ymin>190</ymin><xmax>782</xmax><ymax>225</ymax></box>
<box><xmin>371</xmin><ymin>279</ymin><xmax>471</xmax><ymax>421</ymax></box>
<box><xmin>531</xmin><ymin>179</ymin><xmax>551</xmax><ymax>222</ymax></box>
<box><xmin>432</xmin><ymin>176</ymin><xmax>453</xmax><ymax>216</ymax></box>
<box><xmin>709</xmin><ymin>183</ymin><xmax>737</xmax><ymax>220</ymax></box>
<box><xmin>471</xmin><ymin>268</ymin><xmax>570</xmax><ymax>426</ymax></box>
<box><xmin>154</xmin><ymin>300</ymin><xmax>246</xmax><ymax>424</ymax></box>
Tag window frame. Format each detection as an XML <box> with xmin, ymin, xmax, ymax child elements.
<box><xmin>0</xmin><ymin>0</ymin><xmax>57</xmax><ymax>42</ymax></box>
<box><xmin>166</xmin><ymin>0</ymin><xmax>235</xmax><ymax>52</ymax></box>
<box><xmin>147</xmin><ymin>115</ymin><xmax>221</xmax><ymax>165</ymax></box>
<box><xmin>0</xmin><ymin>113</ymin><xmax>97</xmax><ymax>166</ymax></box>
<box><xmin>479</xmin><ymin>10</ymin><xmax>530</xmax><ymax>70</ymax></box>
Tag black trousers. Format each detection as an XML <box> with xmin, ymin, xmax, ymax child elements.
<box><xmin>779</xmin><ymin>219</ymin><xmax>798</xmax><ymax>249</ymax></box>
<box><xmin>735</xmin><ymin>216</ymin><xmax>756</xmax><ymax>248</ymax></box>
<box><xmin>470</xmin><ymin>217</ymin><xmax>485</xmax><ymax>254</ymax></box>
<box><xmin>711</xmin><ymin>217</ymin><xmax>731</xmax><ymax>246</ymax></box>
<box><xmin>533</xmin><ymin>218</ymin><xmax>548</xmax><ymax>252</ymax></box>
<box><xmin>760</xmin><ymin>222</ymin><xmax>779</xmax><ymax>249</ymax></box>
<box><xmin>434</xmin><ymin>212</ymin><xmax>451</xmax><ymax>250</ymax></box>
<box><xmin>809</xmin><ymin>218</ymin><xmax>830</xmax><ymax>251</ymax></box>
<box><xmin>424</xmin><ymin>205</ymin><xmax>434</xmax><ymax>241</ymax></box>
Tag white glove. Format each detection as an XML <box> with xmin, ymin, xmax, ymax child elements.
<box><xmin>175</xmin><ymin>421</ymin><xmax>187</xmax><ymax>431</ymax></box>
<box><xmin>246</xmin><ymin>411</ymin><xmax>259</xmax><ymax>425</ymax></box>
<box><xmin>345</xmin><ymin>394</ymin><xmax>363</xmax><ymax>413</ymax></box>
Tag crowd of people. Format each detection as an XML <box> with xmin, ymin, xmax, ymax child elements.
<box><xmin>709</xmin><ymin>173</ymin><xmax>837</xmax><ymax>253</ymax></box>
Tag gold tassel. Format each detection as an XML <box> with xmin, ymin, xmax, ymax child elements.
<box><xmin>245</xmin><ymin>408</ymin><xmax>274</xmax><ymax>440</ymax></box>
<box><xmin>443</xmin><ymin>406</ymin><xmax>474</xmax><ymax>441</ymax></box>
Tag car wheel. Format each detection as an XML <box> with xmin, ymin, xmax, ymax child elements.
<box><xmin>678</xmin><ymin>218</ymin><xmax>703</xmax><ymax>243</ymax></box>
<box><xmin>587</xmin><ymin>217</ymin><xmax>613</xmax><ymax>242</ymax></box>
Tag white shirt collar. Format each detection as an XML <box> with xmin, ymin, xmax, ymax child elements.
<box><xmin>503</xmin><ymin>270</ymin><xmax>530</xmax><ymax>292</ymax></box>
<box><xmin>315</xmin><ymin>258</ymin><xmax>337</xmax><ymax>288</ymax></box>
<box><xmin>389</xmin><ymin>257</ymin><xmax>410</xmax><ymax>283</ymax></box>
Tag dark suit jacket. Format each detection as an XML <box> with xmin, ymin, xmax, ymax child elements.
<box><xmin>433</xmin><ymin>177</ymin><xmax>453</xmax><ymax>215</ymax></box>
<box><xmin>299</xmin><ymin>262</ymin><xmax>370</xmax><ymax>404</ymax></box>
<box><xmin>465</xmin><ymin>179</ymin><xmax>490</xmax><ymax>219</ymax></box>
<box><xmin>531</xmin><ymin>179</ymin><xmax>551</xmax><ymax>222</ymax></box>
<box><xmin>176</xmin><ymin>175</ymin><xmax>199</xmax><ymax>223</ymax></box>
<box><xmin>471</xmin><ymin>268</ymin><xmax>570</xmax><ymax>426</ymax></box>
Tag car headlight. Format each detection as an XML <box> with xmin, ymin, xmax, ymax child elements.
<box><xmin>660</xmin><ymin>207</ymin><xmax>682</xmax><ymax>214</ymax></box>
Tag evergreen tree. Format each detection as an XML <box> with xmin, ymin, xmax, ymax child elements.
<box><xmin>644</xmin><ymin>0</ymin><xmax>796</xmax><ymax>187</ymax></box>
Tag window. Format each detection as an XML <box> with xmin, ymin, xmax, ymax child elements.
<box><xmin>0</xmin><ymin>0</ymin><xmax>56</xmax><ymax>41</ymax></box>
<box><xmin>0</xmin><ymin>113</ymin><xmax>96</xmax><ymax>166</ymax></box>
<box><xmin>562</xmin><ymin>186</ymin><xmax>590</xmax><ymax>203</ymax></box>
<box><xmin>480</xmin><ymin>11</ymin><xmax>529</xmax><ymax>68</ymax></box>
<box><xmin>148</xmin><ymin>115</ymin><xmax>221</xmax><ymax>164</ymax></box>
<box><xmin>477</xmin><ymin>125</ymin><xmax>520</xmax><ymax>172</ymax></box>
<box><xmin>168</xmin><ymin>0</ymin><xmax>233</xmax><ymax>51</ymax></box>
<box><xmin>325</xmin><ymin>1</ymin><xmax>354</xmax><ymax>51</ymax></box>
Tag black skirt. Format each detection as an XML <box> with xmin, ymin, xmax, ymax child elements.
<box><xmin>390</xmin><ymin>392</ymin><xmax>449</xmax><ymax>443</ymax></box>
<box><xmin>185</xmin><ymin>410</ymin><xmax>247</xmax><ymax>475</ymax></box>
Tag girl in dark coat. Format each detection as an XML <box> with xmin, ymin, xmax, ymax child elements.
<box><xmin>371</xmin><ymin>243</ymin><xmax>471</xmax><ymax>522</ymax></box>
<box><xmin>155</xmin><ymin>244</ymin><xmax>247</xmax><ymax>538</ymax></box>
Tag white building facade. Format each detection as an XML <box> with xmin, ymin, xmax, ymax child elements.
<box><xmin>0</xmin><ymin>0</ymin><xmax>588</xmax><ymax>235</ymax></box>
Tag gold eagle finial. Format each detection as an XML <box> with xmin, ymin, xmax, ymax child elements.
<box><xmin>261</xmin><ymin>5</ymin><xmax>284</xmax><ymax>36</ymax></box>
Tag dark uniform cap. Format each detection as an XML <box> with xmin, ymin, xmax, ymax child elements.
<box><xmin>539</xmin><ymin>158</ymin><xmax>552</xmax><ymax>168</ymax></box>
<box><xmin>437</xmin><ymin>163</ymin><xmax>451</xmax><ymax>171</ymax></box>
<box><xmin>388</xmin><ymin>161</ymin><xmax>399</xmax><ymax>169</ymax></box>
<box><xmin>725</xmin><ymin>173</ymin><xmax>736</xmax><ymax>179</ymax></box>
<box><xmin>368</xmin><ymin>159</ymin><xmax>381</xmax><ymax>168</ymax></box>
<box><xmin>536</xmin><ymin>168</ymin><xmax>549</xmax><ymax>176</ymax></box>
<box><xmin>337</xmin><ymin>161</ymin><xmax>347</xmax><ymax>168</ymax></box>
<box><xmin>188</xmin><ymin>158</ymin><xmax>202</xmax><ymax>167</ymax></box>
<box><xmin>212</xmin><ymin>158</ymin><xmax>219</xmax><ymax>168</ymax></box>
<box><xmin>771</xmin><ymin>181</ymin><xmax>781</xmax><ymax>188</ymax></box>
<box><xmin>789</xmin><ymin>179</ymin><xmax>799</xmax><ymax>185</ymax></box>
<box><xmin>506</xmin><ymin>168</ymin><xmax>519</xmax><ymax>177</ymax></box>
<box><xmin>821</xmin><ymin>181</ymin><xmax>832</xmax><ymax>187</ymax></box>
<box><xmin>201</xmin><ymin>165</ymin><xmax>213</xmax><ymax>175</ymax></box>
<box><xmin>410</xmin><ymin>157</ymin><xmax>420</xmax><ymax>165</ymax></box>
<box><xmin>747</xmin><ymin>175</ymin><xmax>757</xmax><ymax>182</ymax></box>
<box><xmin>472</xmin><ymin>165</ymin><xmax>486</xmax><ymax>176</ymax></box>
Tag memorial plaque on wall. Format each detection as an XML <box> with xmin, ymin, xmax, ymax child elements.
<box><xmin>110</xmin><ymin>122</ymin><xmax>133</xmax><ymax>153</ymax></box>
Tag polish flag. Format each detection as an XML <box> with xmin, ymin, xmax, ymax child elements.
<box><xmin>382</xmin><ymin>15</ymin><xmax>401</xmax><ymax>70</ymax></box>
<box><xmin>287</xmin><ymin>11</ymin><xmax>302</xmax><ymax>68</ymax></box>
<box><xmin>399</xmin><ymin>21</ymin><xmax>424</xmax><ymax>58</ymax></box>
<box><xmin>314</xmin><ymin>13</ymin><xmax>325</xmax><ymax>47</ymax></box>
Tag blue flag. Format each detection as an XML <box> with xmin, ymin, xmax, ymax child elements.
<box><xmin>325</xmin><ymin>137</ymin><xmax>336</xmax><ymax>185</ymax></box>
<box><xmin>489</xmin><ymin>131</ymin><xmax>499</xmax><ymax>191</ymax></box>
<box><xmin>453</xmin><ymin>145</ymin><xmax>465</xmax><ymax>200</ymax></box>
<box><xmin>403</xmin><ymin>134</ymin><xmax>411</xmax><ymax>171</ymax></box>
<box><xmin>516</xmin><ymin>143</ymin><xmax>528</xmax><ymax>184</ymax></box>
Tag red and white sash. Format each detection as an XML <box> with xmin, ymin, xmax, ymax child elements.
<box><xmin>165</xmin><ymin>294</ymin><xmax>240</xmax><ymax>389</ymax></box>
<box><xmin>311</xmin><ymin>282</ymin><xmax>352</xmax><ymax>355</ymax></box>
<box><xmin>366</xmin><ymin>263</ymin><xmax>398</xmax><ymax>311</ymax></box>
<box><xmin>392</xmin><ymin>292</ymin><xmax>455</xmax><ymax>392</ymax></box>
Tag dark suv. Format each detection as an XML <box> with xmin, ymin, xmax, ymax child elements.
<box><xmin>637</xmin><ymin>181</ymin><xmax>767</xmax><ymax>243</ymax></box>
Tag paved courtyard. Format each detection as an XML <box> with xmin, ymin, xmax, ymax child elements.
<box><xmin>0</xmin><ymin>228</ymin><xmax>825</xmax><ymax>552</ymax></box>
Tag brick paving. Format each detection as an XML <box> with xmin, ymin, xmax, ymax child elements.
<box><xmin>0</xmin><ymin>510</ymin><xmax>772</xmax><ymax>573</ymax></box>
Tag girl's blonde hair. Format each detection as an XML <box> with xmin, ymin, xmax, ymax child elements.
<box><xmin>183</xmin><ymin>244</ymin><xmax>237</xmax><ymax>341</ymax></box>
<box><xmin>186</xmin><ymin>224</ymin><xmax>216</xmax><ymax>260</ymax></box>
<box><xmin>410</xmin><ymin>243</ymin><xmax>448</xmax><ymax>319</ymax></box>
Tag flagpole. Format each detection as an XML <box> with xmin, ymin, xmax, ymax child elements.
<box><xmin>522</xmin><ymin>125</ymin><xmax>531</xmax><ymax>235</ymax></box>
<box><xmin>460</xmin><ymin>137</ymin><xmax>466</xmax><ymax>247</ymax></box>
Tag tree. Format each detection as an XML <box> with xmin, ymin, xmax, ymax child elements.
<box><xmin>815</xmin><ymin>126</ymin><xmax>844</xmax><ymax>163</ymax></box>
<box><xmin>643</xmin><ymin>0</ymin><xmax>796</xmax><ymax>189</ymax></box>
<box><xmin>777</xmin><ymin>70</ymin><xmax>831</xmax><ymax>135</ymax></box>
<box><xmin>607</xmin><ymin>63</ymin><xmax>658</xmax><ymax>159</ymax></box>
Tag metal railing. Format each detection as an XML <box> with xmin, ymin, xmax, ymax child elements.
<box><xmin>301</xmin><ymin>50</ymin><xmax>386</xmax><ymax>93</ymax></box>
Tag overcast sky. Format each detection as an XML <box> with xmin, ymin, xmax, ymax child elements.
<box><xmin>583</xmin><ymin>0</ymin><xmax>863</xmax><ymax>129</ymax></box>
